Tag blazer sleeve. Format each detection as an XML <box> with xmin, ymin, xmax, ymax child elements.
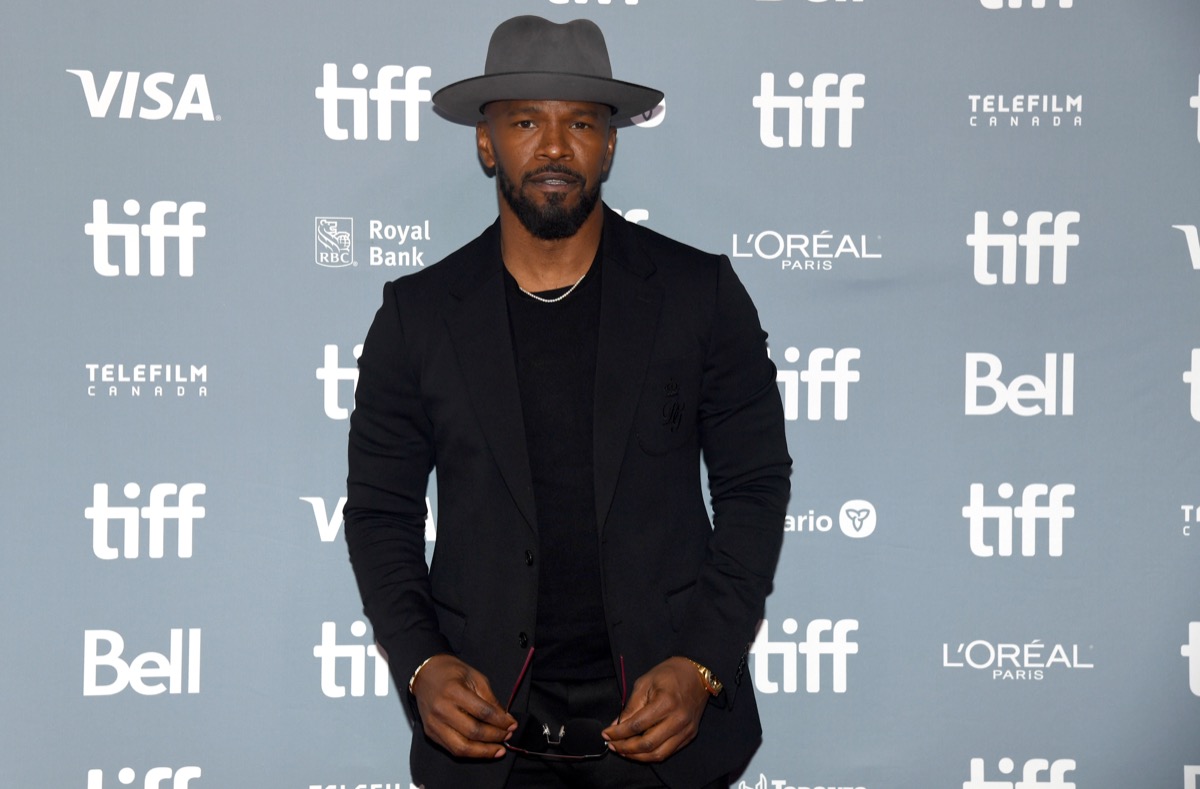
<box><xmin>343</xmin><ymin>279</ymin><xmax>449</xmax><ymax>696</ymax></box>
<box><xmin>672</xmin><ymin>255</ymin><xmax>792</xmax><ymax>704</ymax></box>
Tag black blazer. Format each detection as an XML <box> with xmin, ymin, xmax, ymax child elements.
<box><xmin>345</xmin><ymin>206</ymin><xmax>791</xmax><ymax>789</ymax></box>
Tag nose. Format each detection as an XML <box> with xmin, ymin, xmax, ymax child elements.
<box><xmin>536</xmin><ymin>120</ymin><xmax>572</xmax><ymax>160</ymax></box>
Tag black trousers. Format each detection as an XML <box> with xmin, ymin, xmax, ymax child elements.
<box><xmin>504</xmin><ymin>677</ymin><xmax>728</xmax><ymax>789</ymax></box>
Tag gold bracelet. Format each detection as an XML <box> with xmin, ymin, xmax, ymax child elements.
<box><xmin>685</xmin><ymin>658</ymin><xmax>723</xmax><ymax>696</ymax></box>
<box><xmin>408</xmin><ymin>655</ymin><xmax>436</xmax><ymax>694</ymax></box>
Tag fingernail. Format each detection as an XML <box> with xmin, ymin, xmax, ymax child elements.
<box><xmin>494</xmin><ymin>748</ymin><xmax>506</xmax><ymax>759</ymax></box>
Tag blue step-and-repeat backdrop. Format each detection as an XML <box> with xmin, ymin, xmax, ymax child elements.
<box><xmin>3</xmin><ymin>1</ymin><xmax>1198</xmax><ymax>787</ymax></box>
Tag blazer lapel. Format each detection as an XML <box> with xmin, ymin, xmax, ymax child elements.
<box><xmin>593</xmin><ymin>208</ymin><xmax>663</xmax><ymax>534</ymax></box>
<box><xmin>443</xmin><ymin>224</ymin><xmax>538</xmax><ymax>534</ymax></box>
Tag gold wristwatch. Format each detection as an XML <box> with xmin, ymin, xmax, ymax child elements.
<box><xmin>686</xmin><ymin>658</ymin><xmax>723</xmax><ymax>696</ymax></box>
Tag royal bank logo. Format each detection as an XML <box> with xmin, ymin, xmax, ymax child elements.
<box><xmin>942</xmin><ymin>638</ymin><xmax>1093</xmax><ymax>681</ymax></box>
<box><xmin>86</xmin><ymin>482</ymin><xmax>206</xmax><ymax>560</ymax></box>
<box><xmin>1185</xmin><ymin>349</ymin><xmax>1200</xmax><ymax>423</ymax></box>
<box><xmin>84</xmin><ymin>628</ymin><xmax>201</xmax><ymax>696</ymax></box>
<box><xmin>87</xmin><ymin>766</ymin><xmax>201</xmax><ymax>788</ymax></box>
<box><xmin>302</xmin><ymin>495</ymin><xmax>436</xmax><ymax>543</ymax></box>
<box><xmin>315</xmin><ymin>218</ymin><xmax>354</xmax><ymax>267</ymax></box>
<box><xmin>86</xmin><ymin>199</ymin><xmax>206</xmax><ymax>277</ymax></box>
<box><xmin>964</xmin><ymin>758</ymin><xmax>1077</xmax><ymax>788</ymax></box>
<box><xmin>980</xmin><ymin>0</ymin><xmax>1073</xmax><ymax>8</ymax></box>
<box><xmin>86</xmin><ymin>362</ymin><xmax>208</xmax><ymax>398</ymax></box>
<box><xmin>314</xmin><ymin>621</ymin><xmax>390</xmax><ymax>698</ymax></box>
<box><xmin>316</xmin><ymin>63</ymin><xmax>432</xmax><ymax>141</ymax></box>
<box><xmin>1184</xmin><ymin>621</ymin><xmax>1200</xmax><ymax>696</ymax></box>
<box><xmin>772</xmin><ymin>346</ymin><xmax>861</xmax><ymax>421</ymax></box>
<box><xmin>317</xmin><ymin>343</ymin><xmax>362</xmax><ymax>420</ymax></box>
<box><xmin>754</xmin><ymin>72</ymin><xmax>865</xmax><ymax>148</ymax></box>
<box><xmin>968</xmin><ymin>93</ymin><xmax>1082</xmax><ymax>128</ymax></box>
<box><xmin>1173</xmin><ymin>225</ymin><xmax>1200</xmax><ymax>270</ymax></box>
<box><xmin>786</xmin><ymin>499</ymin><xmax>876</xmax><ymax>539</ymax></box>
<box><xmin>750</xmin><ymin>617</ymin><xmax>859</xmax><ymax>694</ymax></box>
<box><xmin>732</xmin><ymin>229</ymin><xmax>882</xmax><ymax>272</ymax></box>
<box><xmin>737</xmin><ymin>776</ymin><xmax>864</xmax><ymax>789</ymax></box>
<box><xmin>962</xmin><ymin>482</ymin><xmax>1076</xmax><ymax>558</ymax></box>
<box><xmin>68</xmin><ymin>69</ymin><xmax>217</xmax><ymax>120</ymax></box>
<box><xmin>965</xmin><ymin>353</ymin><xmax>1074</xmax><ymax>416</ymax></box>
<box><xmin>967</xmin><ymin>211</ymin><xmax>1080</xmax><ymax>285</ymax></box>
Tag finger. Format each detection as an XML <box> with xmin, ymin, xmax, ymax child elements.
<box><xmin>423</xmin><ymin>685</ymin><xmax>515</xmax><ymax>743</ymax></box>
<box><xmin>603</xmin><ymin>691</ymin><xmax>671</xmax><ymax>741</ymax></box>
<box><xmin>425</xmin><ymin>719</ymin><xmax>509</xmax><ymax>760</ymax></box>
<box><xmin>614</xmin><ymin>727</ymin><xmax>695</xmax><ymax>763</ymax></box>
<box><xmin>462</xmin><ymin>670</ymin><xmax>517</xmax><ymax>729</ymax></box>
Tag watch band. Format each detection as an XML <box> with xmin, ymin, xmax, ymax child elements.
<box><xmin>685</xmin><ymin>658</ymin><xmax>723</xmax><ymax>696</ymax></box>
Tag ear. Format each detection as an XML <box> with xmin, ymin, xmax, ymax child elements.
<box><xmin>476</xmin><ymin>121</ymin><xmax>496</xmax><ymax>170</ymax></box>
<box><xmin>602</xmin><ymin>127</ymin><xmax>617</xmax><ymax>175</ymax></box>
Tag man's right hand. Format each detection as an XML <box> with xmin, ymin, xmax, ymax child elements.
<box><xmin>410</xmin><ymin>654</ymin><xmax>517</xmax><ymax>759</ymax></box>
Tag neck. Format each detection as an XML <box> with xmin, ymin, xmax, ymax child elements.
<box><xmin>499</xmin><ymin>203</ymin><xmax>604</xmax><ymax>292</ymax></box>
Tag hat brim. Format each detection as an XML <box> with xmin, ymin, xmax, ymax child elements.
<box><xmin>433</xmin><ymin>72</ymin><xmax>664</xmax><ymax>124</ymax></box>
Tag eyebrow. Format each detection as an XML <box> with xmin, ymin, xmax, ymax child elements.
<box><xmin>497</xmin><ymin>103</ymin><xmax>605</xmax><ymax>120</ymax></box>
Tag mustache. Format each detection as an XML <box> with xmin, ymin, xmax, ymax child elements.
<box><xmin>522</xmin><ymin>164</ymin><xmax>585</xmax><ymax>184</ymax></box>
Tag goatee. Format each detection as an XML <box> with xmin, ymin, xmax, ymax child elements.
<box><xmin>496</xmin><ymin>162</ymin><xmax>601</xmax><ymax>240</ymax></box>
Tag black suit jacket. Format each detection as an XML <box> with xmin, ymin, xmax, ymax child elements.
<box><xmin>345</xmin><ymin>206</ymin><xmax>791</xmax><ymax>789</ymax></box>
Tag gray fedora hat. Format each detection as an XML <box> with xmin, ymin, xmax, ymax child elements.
<box><xmin>433</xmin><ymin>16</ymin><xmax>664</xmax><ymax>122</ymax></box>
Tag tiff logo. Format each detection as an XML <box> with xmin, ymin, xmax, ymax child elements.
<box><xmin>302</xmin><ymin>495</ymin><xmax>436</xmax><ymax>542</ymax></box>
<box><xmin>1184</xmin><ymin>621</ymin><xmax>1200</xmax><ymax>696</ymax></box>
<box><xmin>773</xmin><ymin>346</ymin><xmax>861</xmax><ymax>421</ymax></box>
<box><xmin>548</xmin><ymin>0</ymin><xmax>640</xmax><ymax>4</ymax></box>
<box><xmin>86</xmin><ymin>199</ymin><xmax>206</xmax><ymax>277</ymax></box>
<box><xmin>316</xmin><ymin>63</ymin><xmax>432</xmax><ymax>141</ymax></box>
<box><xmin>753</xmin><ymin>72</ymin><xmax>865</xmax><ymax>148</ymax></box>
<box><xmin>87</xmin><ymin>766</ymin><xmax>202</xmax><ymax>788</ymax></box>
<box><xmin>964</xmin><ymin>757</ymin><xmax>1076</xmax><ymax>788</ymax></box>
<box><xmin>67</xmin><ymin>70</ymin><xmax>215</xmax><ymax>120</ymax></box>
<box><xmin>1187</xmin><ymin>766</ymin><xmax>1200</xmax><ymax>789</ymax></box>
<box><xmin>317</xmin><ymin>344</ymin><xmax>362</xmax><ymax>420</ymax></box>
<box><xmin>1186</xmin><ymin>350</ymin><xmax>1200</xmax><ymax>422</ymax></box>
<box><xmin>84</xmin><ymin>628</ymin><xmax>201</xmax><ymax>696</ymax></box>
<box><xmin>314</xmin><ymin>621</ymin><xmax>389</xmax><ymax>698</ymax></box>
<box><xmin>963</xmin><ymin>482</ymin><xmax>1075</xmax><ymax>558</ymax></box>
<box><xmin>981</xmin><ymin>0</ymin><xmax>1073</xmax><ymax>7</ymax></box>
<box><xmin>965</xmin><ymin>352</ymin><xmax>1074</xmax><ymax>416</ymax></box>
<box><xmin>967</xmin><ymin>211</ymin><xmax>1080</xmax><ymax>285</ymax></box>
<box><xmin>1173</xmin><ymin>225</ymin><xmax>1200</xmax><ymax>270</ymax></box>
<box><xmin>750</xmin><ymin>618</ymin><xmax>859</xmax><ymax>693</ymax></box>
<box><xmin>85</xmin><ymin>483</ymin><xmax>205</xmax><ymax>560</ymax></box>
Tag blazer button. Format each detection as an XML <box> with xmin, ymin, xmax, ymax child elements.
<box><xmin>524</xmin><ymin>550</ymin><xmax>534</xmax><ymax>566</ymax></box>
<box><xmin>518</xmin><ymin>632</ymin><xmax>529</xmax><ymax>648</ymax></box>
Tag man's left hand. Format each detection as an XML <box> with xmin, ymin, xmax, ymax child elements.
<box><xmin>601</xmin><ymin>656</ymin><xmax>710</xmax><ymax>762</ymax></box>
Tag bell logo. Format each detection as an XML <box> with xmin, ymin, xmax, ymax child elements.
<box><xmin>316</xmin><ymin>63</ymin><xmax>432</xmax><ymax>141</ymax></box>
<box><xmin>749</xmin><ymin>618</ymin><xmax>859</xmax><ymax>694</ymax></box>
<box><xmin>773</xmin><ymin>346</ymin><xmax>861</xmax><ymax>421</ymax></box>
<box><xmin>316</xmin><ymin>344</ymin><xmax>362</xmax><ymax>420</ymax></box>
<box><xmin>964</xmin><ymin>757</ymin><xmax>1076</xmax><ymax>788</ymax></box>
<box><xmin>83</xmin><ymin>628</ymin><xmax>201</xmax><ymax>696</ymax></box>
<box><xmin>753</xmin><ymin>72</ymin><xmax>865</xmax><ymax>148</ymax></box>
<box><xmin>302</xmin><ymin>495</ymin><xmax>436</xmax><ymax>542</ymax></box>
<box><xmin>87</xmin><ymin>767</ymin><xmax>202</xmax><ymax>788</ymax></box>
<box><xmin>85</xmin><ymin>199</ymin><xmax>206</xmax><ymax>278</ymax></box>
<box><xmin>980</xmin><ymin>0</ymin><xmax>1073</xmax><ymax>8</ymax></box>
<box><xmin>1183</xmin><ymin>622</ymin><xmax>1200</xmax><ymax>696</ymax></box>
<box><xmin>962</xmin><ymin>483</ymin><xmax>1075</xmax><ymax>558</ymax></box>
<box><xmin>67</xmin><ymin>70</ymin><xmax>215</xmax><ymax>120</ymax></box>
<box><xmin>86</xmin><ymin>482</ymin><xmax>205</xmax><ymax>560</ymax></box>
<box><xmin>313</xmin><ymin>621</ymin><xmax>390</xmax><ymax>698</ymax></box>
<box><xmin>967</xmin><ymin>211</ymin><xmax>1080</xmax><ymax>285</ymax></box>
<box><xmin>1185</xmin><ymin>350</ymin><xmax>1200</xmax><ymax>422</ymax></box>
<box><xmin>965</xmin><ymin>352</ymin><xmax>1074</xmax><ymax>416</ymax></box>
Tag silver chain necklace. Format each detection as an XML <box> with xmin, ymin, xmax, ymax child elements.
<box><xmin>518</xmin><ymin>270</ymin><xmax>588</xmax><ymax>304</ymax></box>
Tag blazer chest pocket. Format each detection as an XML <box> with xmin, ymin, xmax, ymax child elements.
<box><xmin>635</xmin><ymin>358</ymin><xmax>699</xmax><ymax>456</ymax></box>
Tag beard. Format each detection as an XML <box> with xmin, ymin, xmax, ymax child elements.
<box><xmin>496</xmin><ymin>162</ymin><xmax>601</xmax><ymax>241</ymax></box>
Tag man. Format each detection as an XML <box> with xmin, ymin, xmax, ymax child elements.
<box><xmin>344</xmin><ymin>15</ymin><xmax>791</xmax><ymax>789</ymax></box>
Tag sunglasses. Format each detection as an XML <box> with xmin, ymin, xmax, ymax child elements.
<box><xmin>502</xmin><ymin>648</ymin><xmax>628</xmax><ymax>761</ymax></box>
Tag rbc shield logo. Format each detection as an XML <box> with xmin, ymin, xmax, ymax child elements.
<box><xmin>315</xmin><ymin>218</ymin><xmax>354</xmax><ymax>267</ymax></box>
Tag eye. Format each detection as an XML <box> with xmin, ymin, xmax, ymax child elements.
<box><xmin>514</xmin><ymin>119</ymin><xmax>535</xmax><ymax>129</ymax></box>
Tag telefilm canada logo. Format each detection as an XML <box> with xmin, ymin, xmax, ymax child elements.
<box><xmin>963</xmin><ymin>758</ymin><xmax>1077</xmax><ymax>788</ymax></box>
<box><xmin>87</xmin><ymin>766</ymin><xmax>201</xmax><ymax>789</ymax></box>
<box><xmin>968</xmin><ymin>93</ymin><xmax>1082</xmax><ymax>128</ymax></box>
<box><xmin>314</xmin><ymin>216</ymin><xmax>432</xmax><ymax>268</ymax></box>
<box><xmin>68</xmin><ymin>69</ymin><xmax>217</xmax><ymax>121</ymax></box>
<box><xmin>942</xmin><ymin>637</ymin><xmax>1093</xmax><ymax>681</ymax></box>
<box><xmin>85</xmin><ymin>362</ymin><xmax>208</xmax><ymax>399</ymax></box>
<box><xmin>737</xmin><ymin>776</ymin><xmax>864</xmax><ymax>789</ymax></box>
<box><xmin>754</xmin><ymin>72</ymin><xmax>865</xmax><ymax>148</ymax></box>
<box><xmin>786</xmin><ymin>500</ymin><xmax>876</xmax><ymax>539</ymax></box>
<box><xmin>732</xmin><ymin>229</ymin><xmax>882</xmax><ymax>272</ymax></box>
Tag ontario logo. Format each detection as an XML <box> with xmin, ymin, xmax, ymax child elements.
<box><xmin>315</xmin><ymin>218</ymin><xmax>354</xmax><ymax>267</ymax></box>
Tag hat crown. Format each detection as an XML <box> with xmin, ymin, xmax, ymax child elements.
<box><xmin>484</xmin><ymin>16</ymin><xmax>613</xmax><ymax>79</ymax></box>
